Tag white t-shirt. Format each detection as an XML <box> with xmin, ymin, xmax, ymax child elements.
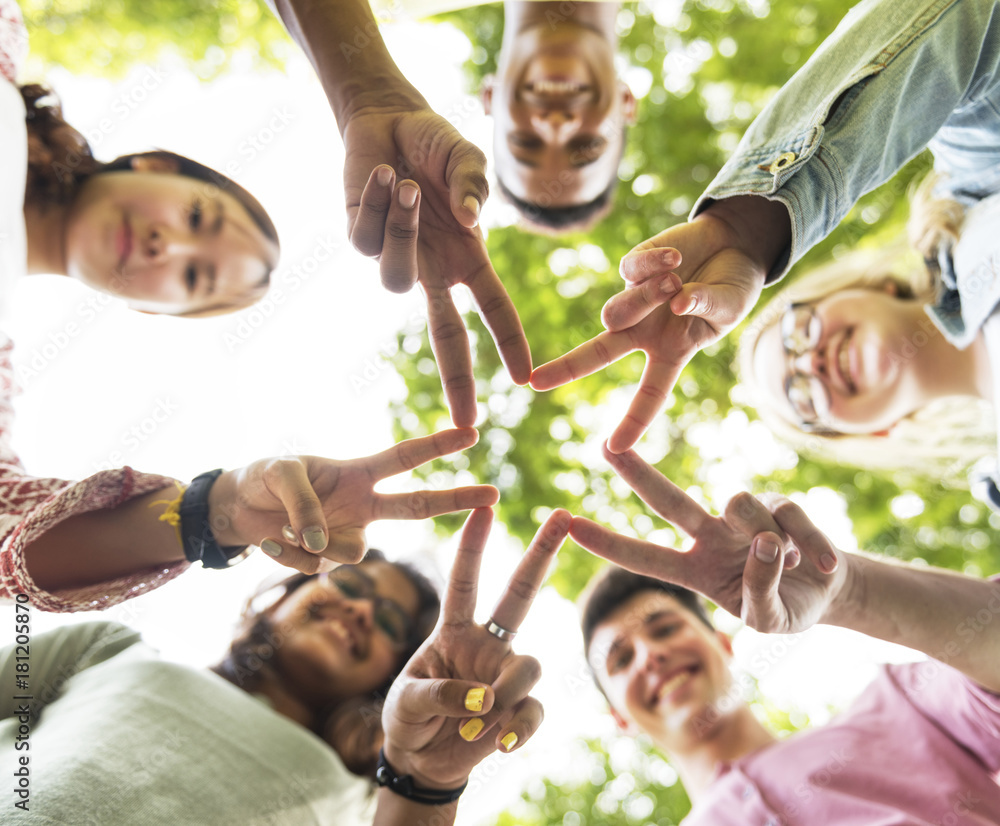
<box><xmin>0</xmin><ymin>621</ymin><xmax>377</xmax><ymax>825</ymax></box>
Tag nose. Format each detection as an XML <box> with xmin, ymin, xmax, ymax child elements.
<box><xmin>789</xmin><ymin>342</ymin><xmax>827</xmax><ymax>378</ymax></box>
<box><xmin>529</xmin><ymin>108</ymin><xmax>581</xmax><ymax>143</ymax></box>
<box><xmin>143</xmin><ymin>226</ymin><xmax>196</xmax><ymax>262</ymax></box>
<box><xmin>342</xmin><ymin>596</ymin><xmax>374</xmax><ymax>634</ymax></box>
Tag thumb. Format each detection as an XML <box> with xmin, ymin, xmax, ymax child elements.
<box><xmin>447</xmin><ymin>143</ymin><xmax>489</xmax><ymax>228</ymax></box>
<box><xmin>741</xmin><ymin>532</ymin><xmax>786</xmax><ymax>632</ymax></box>
<box><xmin>669</xmin><ymin>282</ymin><xmax>750</xmax><ymax>332</ymax></box>
<box><xmin>394</xmin><ymin>678</ymin><xmax>495</xmax><ymax>724</ymax></box>
<box><xmin>271</xmin><ymin>459</ymin><xmax>328</xmax><ymax>553</ymax></box>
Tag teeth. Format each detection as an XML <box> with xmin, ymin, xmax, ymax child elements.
<box><xmin>656</xmin><ymin>670</ymin><xmax>693</xmax><ymax>701</ymax></box>
<box><xmin>529</xmin><ymin>80</ymin><xmax>584</xmax><ymax>94</ymax></box>
<box><xmin>839</xmin><ymin>339</ymin><xmax>851</xmax><ymax>390</ymax></box>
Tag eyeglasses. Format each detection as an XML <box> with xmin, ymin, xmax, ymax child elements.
<box><xmin>316</xmin><ymin>567</ymin><xmax>413</xmax><ymax>651</ymax></box>
<box><xmin>779</xmin><ymin>303</ymin><xmax>830</xmax><ymax>428</ymax></box>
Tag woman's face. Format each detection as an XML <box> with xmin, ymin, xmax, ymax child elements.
<box><xmin>267</xmin><ymin>561</ymin><xmax>422</xmax><ymax>706</ymax></box>
<box><xmin>752</xmin><ymin>286</ymin><xmax>930</xmax><ymax>434</ymax></box>
<box><xmin>63</xmin><ymin>163</ymin><xmax>278</xmax><ymax>315</ymax></box>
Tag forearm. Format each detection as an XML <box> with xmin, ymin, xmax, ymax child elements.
<box><xmin>270</xmin><ymin>0</ymin><xmax>418</xmax><ymax>128</ymax></box>
<box><xmin>694</xmin><ymin>0</ymin><xmax>1000</xmax><ymax>278</ymax></box>
<box><xmin>23</xmin><ymin>485</ymin><xmax>186</xmax><ymax>592</ymax></box>
<box><xmin>372</xmin><ymin>789</ymin><xmax>458</xmax><ymax>826</ymax></box>
<box><xmin>822</xmin><ymin>554</ymin><xmax>1000</xmax><ymax>691</ymax></box>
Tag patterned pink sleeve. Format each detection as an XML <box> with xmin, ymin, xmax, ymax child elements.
<box><xmin>0</xmin><ymin>336</ymin><xmax>190</xmax><ymax>611</ymax></box>
<box><xmin>0</xmin><ymin>0</ymin><xmax>27</xmax><ymax>84</ymax></box>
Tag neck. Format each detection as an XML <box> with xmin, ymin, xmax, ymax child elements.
<box><xmin>664</xmin><ymin>705</ymin><xmax>776</xmax><ymax>801</ymax></box>
<box><xmin>23</xmin><ymin>202</ymin><xmax>68</xmax><ymax>276</ymax></box>
<box><xmin>502</xmin><ymin>1</ymin><xmax>619</xmax><ymax>42</ymax></box>
<box><xmin>907</xmin><ymin>303</ymin><xmax>992</xmax><ymax>402</ymax></box>
<box><xmin>227</xmin><ymin>665</ymin><xmax>320</xmax><ymax>729</ymax></box>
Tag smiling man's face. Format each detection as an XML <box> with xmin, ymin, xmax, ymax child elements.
<box><xmin>589</xmin><ymin>590</ymin><xmax>735</xmax><ymax>751</ymax></box>
<box><xmin>483</xmin><ymin>22</ymin><xmax>635</xmax><ymax>226</ymax></box>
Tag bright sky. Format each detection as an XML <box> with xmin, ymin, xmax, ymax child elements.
<box><xmin>1</xmin><ymin>14</ymin><xmax>924</xmax><ymax>824</ymax></box>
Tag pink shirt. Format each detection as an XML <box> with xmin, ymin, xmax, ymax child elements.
<box><xmin>687</xmin><ymin>659</ymin><xmax>1000</xmax><ymax>825</ymax></box>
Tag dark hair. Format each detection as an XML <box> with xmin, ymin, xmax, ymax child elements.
<box><xmin>20</xmin><ymin>84</ymin><xmax>279</xmax><ymax>313</ymax></box>
<box><xmin>496</xmin><ymin>174</ymin><xmax>617</xmax><ymax>234</ymax></box>
<box><xmin>212</xmin><ymin>550</ymin><xmax>440</xmax><ymax>779</ymax></box>
<box><xmin>495</xmin><ymin>124</ymin><xmax>628</xmax><ymax>234</ymax></box>
<box><xmin>580</xmin><ymin>565</ymin><xmax>713</xmax><ymax>660</ymax></box>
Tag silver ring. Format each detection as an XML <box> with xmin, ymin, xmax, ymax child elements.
<box><xmin>485</xmin><ymin>619</ymin><xmax>516</xmax><ymax>642</ymax></box>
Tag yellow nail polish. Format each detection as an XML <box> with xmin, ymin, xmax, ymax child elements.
<box><xmin>459</xmin><ymin>718</ymin><xmax>483</xmax><ymax>741</ymax></box>
<box><xmin>501</xmin><ymin>732</ymin><xmax>518</xmax><ymax>752</ymax></box>
<box><xmin>465</xmin><ymin>688</ymin><xmax>485</xmax><ymax>712</ymax></box>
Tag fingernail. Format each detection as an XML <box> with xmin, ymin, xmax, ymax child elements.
<box><xmin>377</xmin><ymin>166</ymin><xmax>392</xmax><ymax>186</ymax></box>
<box><xmin>281</xmin><ymin>525</ymin><xmax>297</xmax><ymax>544</ymax></box>
<box><xmin>399</xmin><ymin>185</ymin><xmax>418</xmax><ymax>209</ymax></box>
<box><xmin>463</xmin><ymin>195</ymin><xmax>480</xmax><ymax>222</ymax></box>
<box><xmin>459</xmin><ymin>718</ymin><xmax>483</xmax><ymax>741</ymax></box>
<box><xmin>661</xmin><ymin>273</ymin><xmax>681</xmax><ymax>293</ymax></box>
<box><xmin>500</xmin><ymin>732</ymin><xmax>518</xmax><ymax>752</ymax></box>
<box><xmin>754</xmin><ymin>539</ymin><xmax>778</xmax><ymax>563</ymax></box>
<box><xmin>821</xmin><ymin>553</ymin><xmax>837</xmax><ymax>573</ymax></box>
<box><xmin>302</xmin><ymin>528</ymin><xmax>326</xmax><ymax>552</ymax></box>
<box><xmin>260</xmin><ymin>539</ymin><xmax>282</xmax><ymax>558</ymax></box>
<box><xmin>465</xmin><ymin>687</ymin><xmax>485</xmax><ymax>712</ymax></box>
<box><xmin>662</xmin><ymin>250</ymin><xmax>680</xmax><ymax>266</ymax></box>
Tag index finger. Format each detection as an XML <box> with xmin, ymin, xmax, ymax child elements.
<box><xmin>364</xmin><ymin>428</ymin><xmax>480</xmax><ymax>480</ymax></box>
<box><xmin>569</xmin><ymin>516</ymin><xmax>692</xmax><ymax>588</ymax></box>
<box><xmin>600</xmin><ymin>445</ymin><xmax>711</xmax><ymax>537</ymax></box>
<box><xmin>528</xmin><ymin>330</ymin><xmax>636</xmax><ymax>392</ymax></box>
<box><xmin>442</xmin><ymin>508</ymin><xmax>494</xmax><ymax>624</ymax></box>
<box><xmin>606</xmin><ymin>350</ymin><xmax>690</xmax><ymax>454</ymax></box>
<box><xmin>424</xmin><ymin>285</ymin><xmax>477</xmax><ymax>428</ymax></box>
<box><xmin>489</xmin><ymin>509</ymin><xmax>570</xmax><ymax>633</ymax></box>
<box><xmin>465</xmin><ymin>261</ymin><xmax>532</xmax><ymax>386</ymax></box>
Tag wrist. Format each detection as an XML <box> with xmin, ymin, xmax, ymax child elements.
<box><xmin>819</xmin><ymin>553</ymin><xmax>866</xmax><ymax>628</ymax></box>
<box><xmin>381</xmin><ymin>742</ymin><xmax>470</xmax><ymax>792</ymax></box>
<box><xmin>702</xmin><ymin>195</ymin><xmax>792</xmax><ymax>279</ymax></box>
<box><xmin>336</xmin><ymin>78</ymin><xmax>427</xmax><ymax>131</ymax></box>
<box><xmin>206</xmin><ymin>469</ymin><xmax>242</xmax><ymax>546</ymax></box>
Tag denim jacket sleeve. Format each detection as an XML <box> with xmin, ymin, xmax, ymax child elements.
<box><xmin>692</xmin><ymin>0</ymin><xmax>1000</xmax><ymax>281</ymax></box>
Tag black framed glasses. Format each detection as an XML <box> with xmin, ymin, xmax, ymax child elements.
<box><xmin>317</xmin><ymin>567</ymin><xmax>413</xmax><ymax>651</ymax></box>
<box><xmin>779</xmin><ymin>303</ymin><xmax>830</xmax><ymax>429</ymax></box>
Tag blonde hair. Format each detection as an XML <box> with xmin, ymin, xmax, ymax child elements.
<box><xmin>737</xmin><ymin>180</ymin><xmax>995</xmax><ymax>480</ymax></box>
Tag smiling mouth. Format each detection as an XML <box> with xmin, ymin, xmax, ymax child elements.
<box><xmin>526</xmin><ymin>80</ymin><xmax>590</xmax><ymax>95</ymax></box>
<box><xmin>835</xmin><ymin>331</ymin><xmax>857</xmax><ymax>394</ymax></box>
<box><xmin>653</xmin><ymin>666</ymin><xmax>699</xmax><ymax>706</ymax></box>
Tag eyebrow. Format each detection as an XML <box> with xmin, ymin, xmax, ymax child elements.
<box><xmin>203</xmin><ymin>201</ymin><xmax>226</xmax><ymax>297</ymax></box>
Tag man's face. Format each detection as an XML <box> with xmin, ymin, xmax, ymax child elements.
<box><xmin>483</xmin><ymin>25</ymin><xmax>636</xmax><ymax>208</ymax></box>
<box><xmin>589</xmin><ymin>591</ymin><xmax>735</xmax><ymax>751</ymax></box>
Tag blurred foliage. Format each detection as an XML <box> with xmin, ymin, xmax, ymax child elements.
<box><xmin>21</xmin><ymin>0</ymin><xmax>289</xmax><ymax>78</ymax></box>
<box><xmin>396</xmin><ymin>6</ymin><xmax>1000</xmax><ymax>817</ymax></box>
<box><xmin>394</xmin><ymin>0</ymin><xmax>1000</xmax><ymax>600</ymax></box>
<box><xmin>26</xmin><ymin>1</ymin><xmax>1000</xmax><ymax>822</ymax></box>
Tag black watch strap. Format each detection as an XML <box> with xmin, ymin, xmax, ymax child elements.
<box><xmin>179</xmin><ymin>470</ymin><xmax>251</xmax><ymax>569</ymax></box>
<box><xmin>374</xmin><ymin>748</ymin><xmax>467</xmax><ymax>805</ymax></box>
